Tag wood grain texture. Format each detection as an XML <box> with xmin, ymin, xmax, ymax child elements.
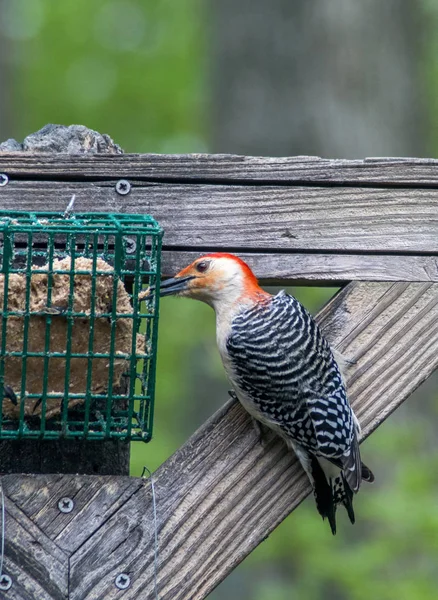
<box><xmin>2</xmin><ymin>153</ymin><xmax>438</xmax><ymax>185</ymax></box>
<box><xmin>3</xmin><ymin>496</ymin><xmax>68</xmax><ymax>599</ymax></box>
<box><xmin>3</xmin><ymin>474</ymin><xmax>143</xmax><ymax>553</ymax></box>
<box><xmin>63</xmin><ymin>281</ymin><xmax>438</xmax><ymax>600</ymax></box>
<box><xmin>0</xmin><ymin>180</ymin><xmax>437</xmax><ymax>257</ymax></box>
<box><xmin>161</xmin><ymin>250</ymin><xmax>438</xmax><ymax>284</ymax></box>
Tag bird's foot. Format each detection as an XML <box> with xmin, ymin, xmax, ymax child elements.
<box><xmin>333</xmin><ymin>349</ymin><xmax>357</xmax><ymax>367</ymax></box>
<box><xmin>252</xmin><ymin>417</ymin><xmax>270</xmax><ymax>448</ymax></box>
<box><xmin>228</xmin><ymin>389</ymin><xmax>238</xmax><ymax>402</ymax></box>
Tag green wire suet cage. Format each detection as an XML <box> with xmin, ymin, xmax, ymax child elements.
<box><xmin>0</xmin><ymin>211</ymin><xmax>162</xmax><ymax>441</ymax></box>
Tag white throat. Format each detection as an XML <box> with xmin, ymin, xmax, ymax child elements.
<box><xmin>206</xmin><ymin>262</ymin><xmax>250</xmax><ymax>321</ymax></box>
<box><xmin>207</xmin><ymin>265</ymin><xmax>253</xmax><ymax>363</ymax></box>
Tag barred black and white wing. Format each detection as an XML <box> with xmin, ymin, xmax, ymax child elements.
<box><xmin>225</xmin><ymin>291</ymin><xmax>373</xmax><ymax>533</ymax></box>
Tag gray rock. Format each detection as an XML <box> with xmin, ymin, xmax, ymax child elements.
<box><xmin>0</xmin><ymin>138</ymin><xmax>23</xmax><ymax>151</ymax></box>
<box><xmin>0</xmin><ymin>124</ymin><xmax>123</xmax><ymax>154</ymax></box>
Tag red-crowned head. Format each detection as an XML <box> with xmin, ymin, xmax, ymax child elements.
<box><xmin>160</xmin><ymin>253</ymin><xmax>270</xmax><ymax>310</ymax></box>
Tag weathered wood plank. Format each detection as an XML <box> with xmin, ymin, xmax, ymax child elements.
<box><xmin>162</xmin><ymin>251</ymin><xmax>438</xmax><ymax>284</ymax></box>
<box><xmin>3</xmin><ymin>474</ymin><xmax>143</xmax><ymax>554</ymax></box>
<box><xmin>66</xmin><ymin>281</ymin><xmax>438</xmax><ymax>600</ymax></box>
<box><xmin>3</xmin><ymin>496</ymin><xmax>68</xmax><ymax>599</ymax></box>
<box><xmin>2</xmin><ymin>153</ymin><xmax>438</xmax><ymax>186</ymax></box>
<box><xmin>1</xmin><ymin>180</ymin><xmax>438</xmax><ymax>256</ymax></box>
<box><xmin>2</xmin><ymin>557</ymin><xmax>63</xmax><ymax>600</ymax></box>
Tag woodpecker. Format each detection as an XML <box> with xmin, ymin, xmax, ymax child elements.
<box><xmin>160</xmin><ymin>253</ymin><xmax>374</xmax><ymax>534</ymax></box>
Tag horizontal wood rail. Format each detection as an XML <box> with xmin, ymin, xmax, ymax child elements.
<box><xmin>0</xmin><ymin>154</ymin><xmax>437</xmax><ymax>284</ymax></box>
<box><xmin>2</xmin><ymin>153</ymin><xmax>438</xmax><ymax>186</ymax></box>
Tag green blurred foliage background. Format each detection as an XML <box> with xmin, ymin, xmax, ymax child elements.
<box><xmin>1</xmin><ymin>1</ymin><xmax>438</xmax><ymax>598</ymax></box>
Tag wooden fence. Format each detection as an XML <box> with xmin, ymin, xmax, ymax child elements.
<box><xmin>0</xmin><ymin>152</ymin><xmax>437</xmax><ymax>599</ymax></box>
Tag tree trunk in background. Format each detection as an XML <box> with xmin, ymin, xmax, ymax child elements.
<box><xmin>210</xmin><ymin>0</ymin><xmax>427</xmax><ymax>158</ymax></box>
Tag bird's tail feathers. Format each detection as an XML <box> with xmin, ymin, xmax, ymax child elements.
<box><xmin>326</xmin><ymin>461</ymin><xmax>375</xmax><ymax>532</ymax></box>
<box><xmin>335</xmin><ymin>473</ymin><xmax>355</xmax><ymax>525</ymax></box>
<box><xmin>311</xmin><ymin>455</ymin><xmax>366</xmax><ymax>534</ymax></box>
<box><xmin>302</xmin><ymin>449</ymin><xmax>374</xmax><ymax>535</ymax></box>
<box><xmin>310</xmin><ymin>454</ymin><xmax>337</xmax><ymax>535</ymax></box>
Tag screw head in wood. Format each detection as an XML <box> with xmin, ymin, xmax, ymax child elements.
<box><xmin>0</xmin><ymin>574</ymin><xmax>12</xmax><ymax>591</ymax></box>
<box><xmin>115</xmin><ymin>179</ymin><xmax>131</xmax><ymax>195</ymax></box>
<box><xmin>115</xmin><ymin>573</ymin><xmax>131</xmax><ymax>590</ymax></box>
<box><xmin>0</xmin><ymin>174</ymin><xmax>8</xmax><ymax>187</ymax></box>
<box><xmin>125</xmin><ymin>237</ymin><xmax>136</xmax><ymax>253</ymax></box>
<box><xmin>58</xmin><ymin>497</ymin><xmax>75</xmax><ymax>513</ymax></box>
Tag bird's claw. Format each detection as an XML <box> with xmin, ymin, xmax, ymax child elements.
<box><xmin>33</xmin><ymin>395</ymin><xmax>67</xmax><ymax>415</ymax></box>
<box><xmin>4</xmin><ymin>385</ymin><xmax>17</xmax><ymax>406</ymax></box>
<box><xmin>228</xmin><ymin>389</ymin><xmax>238</xmax><ymax>401</ymax></box>
<box><xmin>32</xmin><ymin>397</ymin><xmax>43</xmax><ymax>413</ymax></box>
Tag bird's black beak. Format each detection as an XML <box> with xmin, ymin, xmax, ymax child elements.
<box><xmin>159</xmin><ymin>275</ymin><xmax>195</xmax><ymax>297</ymax></box>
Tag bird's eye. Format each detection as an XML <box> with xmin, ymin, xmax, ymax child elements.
<box><xmin>196</xmin><ymin>261</ymin><xmax>209</xmax><ymax>273</ymax></box>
